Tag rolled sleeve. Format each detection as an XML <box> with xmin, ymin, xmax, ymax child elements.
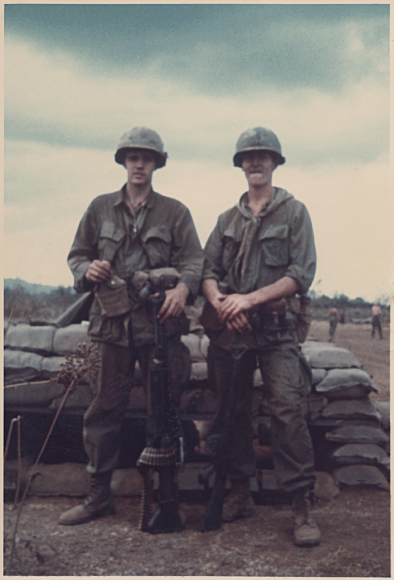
<box><xmin>202</xmin><ymin>220</ymin><xmax>225</xmax><ymax>282</ymax></box>
<box><xmin>67</xmin><ymin>202</ymin><xmax>99</xmax><ymax>293</ymax></box>
<box><xmin>169</xmin><ymin>205</ymin><xmax>204</xmax><ymax>300</ymax></box>
<box><xmin>285</xmin><ymin>203</ymin><xmax>316</xmax><ymax>294</ymax></box>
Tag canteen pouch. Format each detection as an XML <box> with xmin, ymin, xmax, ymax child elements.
<box><xmin>287</xmin><ymin>295</ymin><xmax>312</xmax><ymax>343</ymax></box>
<box><xmin>96</xmin><ymin>275</ymin><xmax>131</xmax><ymax>318</ymax></box>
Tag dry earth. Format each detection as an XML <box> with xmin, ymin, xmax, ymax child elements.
<box><xmin>3</xmin><ymin>319</ymin><xmax>391</xmax><ymax>577</ymax></box>
<box><xmin>3</xmin><ymin>489</ymin><xmax>390</xmax><ymax>577</ymax></box>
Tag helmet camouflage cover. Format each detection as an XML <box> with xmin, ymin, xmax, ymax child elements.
<box><xmin>115</xmin><ymin>127</ymin><xmax>168</xmax><ymax>168</ymax></box>
<box><xmin>233</xmin><ymin>127</ymin><xmax>285</xmax><ymax>167</ymax></box>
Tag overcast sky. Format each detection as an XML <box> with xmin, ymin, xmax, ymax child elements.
<box><xmin>4</xmin><ymin>3</ymin><xmax>391</xmax><ymax>302</ymax></box>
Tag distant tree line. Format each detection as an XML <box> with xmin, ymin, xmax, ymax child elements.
<box><xmin>4</xmin><ymin>286</ymin><xmax>79</xmax><ymax>324</ymax></box>
<box><xmin>3</xmin><ymin>284</ymin><xmax>390</xmax><ymax>326</ymax></box>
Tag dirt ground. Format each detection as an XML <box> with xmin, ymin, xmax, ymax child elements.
<box><xmin>3</xmin><ymin>488</ymin><xmax>390</xmax><ymax>577</ymax></box>
<box><xmin>3</xmin><ymin>320</ymin><xmax>391</xmax><ymax>577</ymax></box>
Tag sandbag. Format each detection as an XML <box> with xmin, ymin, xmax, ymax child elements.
<box><xmin>373</xmin><ymin>401</ymin><xmax>390</xmax><ymax>431</ymax></box>
<box><xmin>50</xmin><ymin>383</ymin><xmax>94</xmax><ymax>410</ymax></box>
<box><xmin>53</xmin><ymin>324</ymin><xmax>90</xmax><ymax>355</ymax></box>
<box><xmin>253</xmin><ymin>368</ymin><xmax>263</xmax><ymax>387</ymax></box>
<box><xmin>190</xmin><ymin>362</ymin><xmax>208</xmax><ymax>381</ymax></box>
<box><xmin>316</xmin><ymin>368</ymin><xmax>379</xmax><ymax>399</ymax></box>
<box><xmin>333</xmin><ymin>465</ymin><xmax>389</xmax><ymax>490</ymax></box>
<box><xmin>4</xmin><ymin>379</ymin><xmax>66</xmax><ymax>407</ymax></box>
<box><xmin>307</xmin><ymin>393</ymin><xmax>328</xmax><ymax>421</ymax></box>
<box><xmin>322</xmin><ymin>398</ymin><xmax>381</xmax><ymax>422</ymax></box>
<box><xmin>326</xmin><ymin>425</ymin><xmax>389</xmax><ymax>447</ymax></box>
<box><xmin>5</xmin><ymin>323</ymin><xmax>55</xmax><ymax>355</ymax></box>
<box><xmin>181</xmin><ymin>334</ymin><xmax>204</xmax><ymax>362</ymax></box>
<box><xmin>332</xmin><ymin>444</ymin><xmax>388</xmax><ymax>467</ymax></box>
<box><xmin>127</xmin><ymin>385</ymin><xmax>147</xmax><ymax>412</ymax></box>
<box><xmin>41</xmin><ymin>356</ymin><xmax>67</xmax><ymax>379</ymax></box>
<box><xmin>311</xmin><ymin>368</ymin><xmax>327</xmax><ymax>386</ymax></box>
<box><xmin>301</xmin><ymin>342</ymin><xmax>360</xmax><ymax>369</ymax></box>
<box><xmin>4</xmin><ymin>349</ymin><xmax>43</xmax><ymax>384</ymax></box>
<box><xmin>200</xmin><ymin>334</ymin><xmax>210</xmax><ymax>360</ymax></box>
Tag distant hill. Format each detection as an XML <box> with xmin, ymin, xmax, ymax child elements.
<box><xmin>4</xmin><ymin>278</ymin><xmax>75</xmax><ymax>295</ymax></box>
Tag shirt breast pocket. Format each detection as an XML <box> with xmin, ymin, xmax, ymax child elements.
<box><xmin>260</xmin><ymin>224</ymin><xmax>289</xmax><ymax>267</ymax></box>
<box><xmin>222</xmin><ymin>226</ymin><xmax>242</xmax><ymax>272</ymax></box>
<box><xmin>141</xmin><ymin>225</ymin><xmax>172</xmax><ymax>268</ymax></box>
<box><xmin>98</xmin><ymin>220</ymin><xmax>126</xmax><ymax>262</ymax></box>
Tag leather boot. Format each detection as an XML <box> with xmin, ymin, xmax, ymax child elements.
<box><xmin>58</xmin><ymin>471</ymin><xmax>115</xmax><ymax>526</ymax></box>
<box><xmin>222</xmin><ymin>477</ymin><xmax>255</xmax><ymax>522</ymax></box>
<box><xmin>292</xmin><ymin>488</ymin><xmax>321</xmax><ymax>547</ymax></box>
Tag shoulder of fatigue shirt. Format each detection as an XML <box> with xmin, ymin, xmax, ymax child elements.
<box><xmin>68</xmin><ymin>187</ymin><xmax>204</xmax><ymax>298</ymax></box>
<box><xmin>202</xmin><ymin>188</ymin><xmax>316</xmax><ymax>294</ymax></box>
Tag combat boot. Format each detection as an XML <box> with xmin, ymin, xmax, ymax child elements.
<box><xmin>58</xmin><ymin>471</ymin><xmax>115</xmax><ymax>526</ymax></box>
<box><xmin>292</xmin><ymin>488</ymin><xmax>321</xmax><ymax>547</ymax></box>
<box><xmin>222</xmin><ymin>477</ymin><xmax>255</xmax><ymax>522</ymax></box>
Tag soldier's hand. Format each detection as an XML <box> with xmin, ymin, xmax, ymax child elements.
<box><xmin>157</xmin><ymin>283</ymin><xmax>190</xmax><ymax>323</ymax></box>
<box><xmin>218</xmin><ymin>293</ymin><xmax>253</xmax><ymax>322</ymax></box>
<box><xmin>85</xmin><ymin>260</ymin><xmax>113</xmax><ymax>283</ymax></box>
<box><xmin>226</xmin><ymin>312</ymin><xmax>252</xmax><ymax>334</ymax></box>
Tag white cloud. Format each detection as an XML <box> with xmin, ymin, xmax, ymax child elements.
<box><xmin>4</xmin><ymin>140</ymin><xmax>391</xmax><ymax>302</ymax></box>
<box><xmin>5</xmin><ymin>37</ymin><xmax>389</xmax><ymax>166</ymax></box>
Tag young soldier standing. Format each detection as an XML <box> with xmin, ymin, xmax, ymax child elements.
<box><xmin>202</xmin><ymin>127</ymin><xmax>320</xmax><ymax>546</ymax></box>
<box><xmin>59</xmin><ymin>127</ymin><xmax>203</xmax><ymax>532</ymax></box>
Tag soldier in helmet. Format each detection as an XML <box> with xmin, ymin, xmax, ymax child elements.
<box><xmin>59</xmin><ymin>127</ymin><xmax>204</xmax><ymax>532</ymax></box>
<box><xmin>201</xmin><ymin>127</ymin><xmax>320</xmax><ymax>546</ymax></box>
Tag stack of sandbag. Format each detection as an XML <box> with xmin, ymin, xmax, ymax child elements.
<box><xmin>301</xmin><ymin>340</ymin><xmax>390</xmax><ymax>491</ymax></box>
<box><xmin>4</xmin><ymin>323</ymin><xmax>94</xmax><ymax>410</ymax></box>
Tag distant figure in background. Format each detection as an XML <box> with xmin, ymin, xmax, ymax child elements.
<box><xmin>328</xmin><ymin>306</ymin><xmax>339</xmax><ymax>342</ymax></box>
<box><xmin>371</xmin><ymin>303</ymin><xmax>383</xmax><ymax>339</ymax></box>
<box><xmin>339</xmin><ymin>308</ymin><xmax>346</xmax><ymax>324</ymax></box>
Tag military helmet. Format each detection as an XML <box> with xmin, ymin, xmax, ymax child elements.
<box><xmin>115</xmin><ymin>127</ymin><xmax>168</xmax><ymax>168</ymax></box>
<box><xmin>233</xmin><ymin>127</ymin><xmax>285</xmax><ymax>167</ymax></box>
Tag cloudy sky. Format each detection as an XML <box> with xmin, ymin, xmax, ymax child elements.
<box><xmin>4</xmin><ymin>3</ymin><xmax>391</xmax><ymax>302</ymax></box>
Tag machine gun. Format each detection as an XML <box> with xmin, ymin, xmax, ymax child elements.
<box><xmin>201</xmin><ymin>338</ymin><xmax>247</xmax><ymax>532</ymax></box>
<box><xmin>138</xmin><ymin>275</ymin><xmax>184</xmax><ymax>534</ymax></box>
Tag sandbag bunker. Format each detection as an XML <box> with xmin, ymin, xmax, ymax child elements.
<box><xmin>4</xmin><ymin>314</ymin><xmax>390</xmax><ymax>497</ymax></box>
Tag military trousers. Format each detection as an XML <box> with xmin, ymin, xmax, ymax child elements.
<box><xmin>83</xmin><ymin>332</ymin><xmax>190</xmax><ymax>474</ymax></box>
<box><xmin>208</xmin><ymin>337</ymin><xmax>316</xmax><ymax>493</ymax></box>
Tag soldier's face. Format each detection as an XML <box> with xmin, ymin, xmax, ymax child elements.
<box><xmin>124</xmin><ymin>149</ymin><xmax>156</xmax><ymax>186</ymax></box>
<box><xmin>241</xmin><ymin>151</ymin><xmax>277</xmax><ymax>188</ymax></box>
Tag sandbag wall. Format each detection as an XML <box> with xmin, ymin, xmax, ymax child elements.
<box><xmin>4</xmin><ymin>323</ymin><xmax>390</xmax><ymax>489</ymax></box>
<box><xmin>302</xmin><ymin>341</ymin><xmax>390</xmax><ymax>491</ymax></box>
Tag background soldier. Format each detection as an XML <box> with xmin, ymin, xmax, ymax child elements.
<box><xmin>371</xmin><ymin>302</ymin><xmax>383</xmax><ymax>339</ymax></box>
<box><xmin>59</xmin><ymin>127</ymin><xmax>204</xmax><ymax>531</ymax></box>
<box><xmin>201</xmin><ymin>127</ymin><xmax>320</xmax><ymax>546</ymax></box>
<box><xmin>328</xmin><ymin>305</ymin><xmax>339</xmax><ymax>342</ymax></box>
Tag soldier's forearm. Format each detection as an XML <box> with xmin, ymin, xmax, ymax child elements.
<box><xmin>202</xmin><ymin>279</ymin><xmax>222</xmax><ymax>306</ymax></box>
<box><xmin>247</xmin><ymin>276</ymin><xmax>299</xmax><ymax>309</ymax></box>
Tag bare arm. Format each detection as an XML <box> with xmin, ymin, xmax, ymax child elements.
<box><xmin>218</xmin><ymin>276</ymin><xmax>299</xmax><ymax>323</ymax></box>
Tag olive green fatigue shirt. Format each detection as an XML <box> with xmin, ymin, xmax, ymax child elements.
<box><xmin>202</xmin><ymin>187</ymin><xmax>316</xmax><ymax>349</ymax></box>
<box><xmin>68</xmin><ymin>186</ymin><xmax>204</xmax><ymax>347</ymax></box>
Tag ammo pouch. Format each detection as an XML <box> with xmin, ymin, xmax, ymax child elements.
<box><xmin>250</xmin><ymin>298</ymin><xmax>289</xmax><ymax>331</ymax></box>
<box><xmin>95</xmin><ymin>275</ymin><xmax>131</xmax><ymax>318</ymax></box>
<box><xmin>131</xmin><ymin>267</ymin><xmax>181</xmax><ymax>293</ymax></box>
<box><xmin>287</xmin><ymin>295</ymin><xmax>312</xmax><ymax>343</ymax></box>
